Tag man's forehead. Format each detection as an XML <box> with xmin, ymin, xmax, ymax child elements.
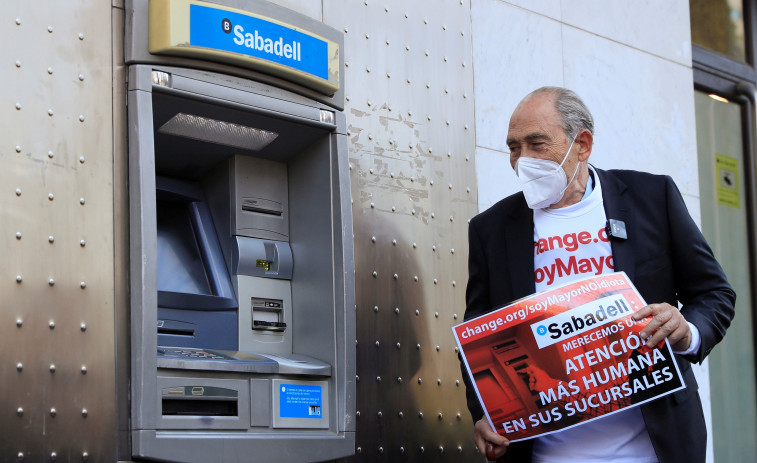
<box><xmin>507</xmin><ymin>94</ymin><xmax>561</xmax><ymax>140</ymax></box>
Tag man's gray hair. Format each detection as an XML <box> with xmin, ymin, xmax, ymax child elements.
<box><xmin>527</xmin><ymin>86</ymin><xmax>594</xmax><ymax>139</ymax></box>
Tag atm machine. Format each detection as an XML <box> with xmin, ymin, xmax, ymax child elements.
<box><xmin>125</xmin><ymin>1</ymin><xmax>354</xmax><ymax>461</ymax></box>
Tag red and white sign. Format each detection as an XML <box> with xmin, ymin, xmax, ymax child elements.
<box><xmin>453</xmin><ymin>272</ymin><xmax>685</xmax><ymax>442</ymax></box>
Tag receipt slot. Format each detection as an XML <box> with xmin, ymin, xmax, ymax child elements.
<box><xmin>126</xmin><ymin>1</ymin><xmax>354</xmax><ymax>461</ymax></box>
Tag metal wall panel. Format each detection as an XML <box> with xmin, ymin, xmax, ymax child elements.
<box><xmin>324</xmin><ymin>1</ymin><xmax>479</xmax><ymax>460</ymax></box>
<box><xmin>0</xmin><ymin>2</ymin><xmax>117</xmax><ymax>462</ymax></box>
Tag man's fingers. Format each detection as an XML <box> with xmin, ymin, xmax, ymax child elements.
<box><xmin>635</xmin><ymin>303</ymin><xmax>689</xmax><ymax>348</ymax></box>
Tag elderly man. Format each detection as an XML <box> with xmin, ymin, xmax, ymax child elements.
<box><xmin>463</xmin><ymin>87</ymin><xmax>735</xmax><ymax>462</ymax></box>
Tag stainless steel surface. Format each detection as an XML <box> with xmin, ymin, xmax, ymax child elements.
<box><xmin>324</xmin><ymin>1</ymin><xmax>479</xmax><ymax>460</ymax></box>
<box><xmin>0</xmin><ymin>2</ymin><xmax>117</xmax><ymax>461</ymax></box>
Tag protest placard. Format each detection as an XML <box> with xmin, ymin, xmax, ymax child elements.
<box><xmin>453</xmin><ymin>272</ymin><xmax>685</xmax><ymax>442</ymax></box>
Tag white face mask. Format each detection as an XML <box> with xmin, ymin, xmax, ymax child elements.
<box><xmin>514</xmin><ymin>136</ymin><xmax>580</xmax><ymax>209</ymax></box>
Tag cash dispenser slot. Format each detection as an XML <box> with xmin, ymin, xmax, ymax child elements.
<box><xmin>162</xmin><ymin>386</ymin><xmax>238</xmax><ymax>416</ymax></box>
<box><xmin>252</xmin><ymin>299</ymin><xmax>286</xmax><ymax>332</ymax></box>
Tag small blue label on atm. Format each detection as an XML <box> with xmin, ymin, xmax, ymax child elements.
<box><xmin>279</xmin><ymin>384</ymin><xmax>322</xmax><ymax>419</ymax></box>
<box><xmin>189</xmin><ymin>4</ymin><xmax>329</xmax><ymax>80</ymax></box>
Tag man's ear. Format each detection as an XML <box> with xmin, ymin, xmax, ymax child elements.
<box><xmin>576</xmin><ymin>129</ymin><xmax>593</xmax><ymax>162</ymax></box>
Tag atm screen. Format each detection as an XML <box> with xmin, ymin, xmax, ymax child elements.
<box><xmin>157</xmin><ymin>200</ymin><xmax>212</xmax><ymax>295</ymax></box>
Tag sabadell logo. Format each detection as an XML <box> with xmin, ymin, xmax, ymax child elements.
<box><xmin>536</xmin><ymin>325</ymin><xmax>547</xmax><ymax>336</ymax></box>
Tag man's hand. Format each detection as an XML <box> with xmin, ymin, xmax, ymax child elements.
<box><xmin>474</xmin><ymin>418</ymin><xmax>509</xmax><ymax>461</ymax></box>
<box><xmin>633</xmin><ymin>303</ymin><xmax>691</xmax><ymax>351</ymax></box>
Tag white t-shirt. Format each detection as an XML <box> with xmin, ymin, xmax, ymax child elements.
<box><xmin>531</xmin><ymin>168</ymin><xmax>658</xmax><ymax>463</ymax></box>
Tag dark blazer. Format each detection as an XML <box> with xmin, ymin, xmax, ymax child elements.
<box><xmin>463</xmin><ymin>168</ymin><xmax>735</xmax><ymax>463</ymax></box>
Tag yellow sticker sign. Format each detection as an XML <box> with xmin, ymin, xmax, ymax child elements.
<box><xmin>715</xmin><ymin>153</ymin><xmax>739</xmax><ymax>208</ymax></box>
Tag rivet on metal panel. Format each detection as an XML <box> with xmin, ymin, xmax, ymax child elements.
<box><xmin>430</xmin><ymin>179</ymin><xmax>434</xmax><ymax>185</ymax></box>
<box><xmin>49</xmin><ymin>320</ymin><xmax>55</xmax><ymax>329</ymax></box>
<box><xmin>48</xmin><ymin>151</ymin><xmax>54</xmax><ymax>158</ymax></box>
<box><xmin>16</xmin><ymin>275</ymin><xmax>22</xmax><ymax>283</ymax></box>
<box><xmin>356</xmin><ymin>375</ymin><xmax>360</xmax><ymax>382</ymax></box>
<box><xmin>386</xmin><ymin>71</ymin><xmax>391</xmax><ymax>78</ymax></box>
<box><xmin>372</xmin><ymin>270</ymin><xmax>377</xmax><ymax>277</ymax></box>
<box><xmin>412</xmin><ymin>243</ymin><xmax>417</xmax><ymax>248</ymax></box>
<box><xmin>376</xmin><ymin>375</ymin><xmax>381</xmax><ymax>382</ymax></box>
<box><xmin>15</xmin><ymin>18</ymin><xmax>22</xmax><ymax>25</ymax></box>
<box><xmin>450</xmin><ymin>216</ymin><xmax>454</xmax><ymax>222</ymax></box>
<box><xmin>451</xmin><ymin>248</ymin><xmax>455</xmax><ymax>254</ymax></box>
<box><xmin>385</xmin><ymin>39</ymin><xmax>390</xmax><ymax>46</ymax></box>
<box><xmin>432</xmin><ymin>244</ymin><xmax>436</xmax><ymax>251</ymax></box>
<box><xmin>79</xmin><ymin>156</ymin><xmax>85</xmax><ymax>163</ymax></box>
<box><xmin>369</xmin><ymin>168</ymin><xmax>373</xmax><ymax>174</ymax></box>
<box><xmin>15</xmin><ymin>188</ymin><xmax>22</xmax><ymax>196</ymax></box>
<box><xmin>17</xmin><ymin>408</ymin><xmax>23</xmax><ymax>417</ymax></box>
<box><xmin>393</xmin><ymin>273</ymin><xmax>398</xmax><ymax>279</ymax></box>
<box><xmin>437</xmin><ymin>378</ymin><xmax>442</xmax><ymax>385</ymax></box>
<box><xmin>420</xmin><ymin>446</ymin><xmax>425</xmax><ymax>453</ymax></box>
<box><xmin>467</xmin><ymin>187</ymin><xmax>471</xmax><ymax>193</ymax></box>
<box><xmin>49</xmin><ymin>278</ymin><xmax>55</xmax><ymax>286</ymax></box>
<box><xmin>396</xmin><ymin>377</ymin><xmax>402</xmax><ymax>384</ymax></box>
<box><xmin>17</xmin><ymin>363</ymin><xmax>23</xmax><ymax>371</ymax></box>
<box><xmin>394</xmin><ymin>307</ymin><xmax>399</xmax><ymax>314</ymax></box>
<box><xmin>439</xmin><ymin>445</ymin><xmax>444</xmax><ymax>453</ymax></box>
<box><xmin>50</xmin><ymin>364</ymin><xmax>56</xmax><ymax>373</ymax></box>
<box><xmin>80</xmin><ymin>240</ymin><xmax>86</xmax><ymax>247</ymax></box>
<box><xmin>370</xmin><ymin>202</ymin><xmax>375</xmax><ymax>208</ymax></box>
<box><xmin>15</xmin><ymin>103</ymin><xmax>22</xmax><ymax>110</ymax></box>
<box><xmin>81</xmin><ymin>366</ymin><xmax>87</xmax><ymax>374</ymax></box>
<box><xmin>356</xmin><ymin>447</ymin><xmax>362</xmax><ymax>454</ymax></box>
<box><xmin>50</xmin><ymin>452</ymin><xmax>57</xmax><ymax>461</ymax></box>
<box><xmin>436</xmin><ymin>345</ymin><xmax>440</xmax><ymax>351</ymax></box>
<box><xmin>378</xmin><ymin>446</ymin><xmax>384</xmax><ymax>454</ymax></box>
<box><xmin>452</xmin><ymin>281</ymin><xmax>457</xmax><ymax>287</ymax></box>
<box><xmin>395</xmin><ymin>342</ymin><xmax>401</xmax><ymax>349</ymax></box>
<box><xmin>47</xmin><ymin>26</ymin><xmax>53</xmax><ymax>33</ymax></box>
<box><xmin>373</xmin><ymin>305</ymin><xmax>378</xmax><ymax>312</ymax></box>
<box><xmin>377</xmin><ymin>411</ymin><xmax>382</xmax><ymax>418</ymax></box>
<box><xmin>364</xmin><ymin>33</ymin><xmax>369</xmax><ymax>39</ymax></box>
<box><xmin>367</xmin><ymin>134</ymin><xmax>373</xmax><ymax>140</ymax></box>
<box><xmin>415</xmin><ymin>310</ymin><xmax>419</xmax><ymax>316</ymax></box>
<box><xmin>344</xmin><ymin>61</ymin><xmax>349</xmax><ymax>68</ymax></box>
<box><xmin>15</xmin><ymin>146</ymin><xmax>22</xmax><ymax>153</ymax></box>
<box><xmin>375</xmin><ymin>341</ymin><xmax>380</xmax><ymax>348</ymax></box>
<box><xmin>343</xmin><ymin>27</ymin><xmax>348</xmax><ymax>33</ymax></box>
<box><xmin>356</xmin><ymin>410</ymin><xmax>361</xmax><ymax>418</ymax></box>
<box><xmin>15</xmin><ymin>60</ymin><xmax>22</xmax><ymax>68</ymax></box>
<box><xmin>398</xmin><ymin>411</ymin><xmax>404</xmax><ymax>418</ymax></box>
<box><xmin>405</xmin><ymin>45</ymin><xmax>410</xmax><ymax>52</ymax></box>
<box><xmin>444</xmin><ymin>57</ymin><xmax>448</xmax><ymax>62</ymax></box>
<box><xmin>464</xmin><ymin>124</ymin><xmax>469</xmax><ymax>130</ymax></box>
<box><xmin>80</xmin><ymin>198</ymin><xmax>85</xmax><ymax>205</ymax></box>
<box><xmin>49</xmin><ymin>236</ymin><xmax>54</xmax><ymax>243</ymax></box>
<box><xmin>424</xmin><ymin>50</ymin><xmax>429</xmax><ymax>57</ymax></box>
<box><xmin>80</xmin><ymin>282</ymin><xmax>86</xmax><ymax>289</ymax></box>
<box><xmin>16</xmin><ymin>319</ymin><xmax>22</xmax><ymax>328</ymax></box>
<box><xmin>433</xmin><ymin>279</ymin><xmax>437</xmax><ymax>285</ymax></box>
<box><xmin>48</xmin><ymin>193</ymin><xmax>54</xmax><ymax>201</ymax></box>
<box><xmin>78</xmin><ymin>74</ymin><xmax>85</xmax><ymax>81</ymax></box>
<box><xmin>82</xmin><ymin>452</ymin><xmax>89</xmax><ymax>461</ymax></box>
<box><xmin>50</xmin><ymin>408</ymin><xmax>56</xmax><ymax>417</ymax></box>
<box><xmin>458</xmin><ymin>446</ymin><xmax>463</xmax><ymax>453</ymax></box>
<box><xmin>15</xmin><ymin>231</ymin><xmax>21</xmax><ymax>239</ymax></box>
<box><xmin>389</xmin><ymin>171</ymin><xmax>393</xmax><ymax>177</ymax></box>
<box><xmin>17</xmin><ymin>452</ymin><xmax>23</xmax><ymax>461</ymax></box>
<box><xmin>434</xmin><ymin>311</ymin><xmax>439</xmax><ymax>317</ymax></box>
<box><xmin>81</xmin><ymin>323</ymin><xmax>86</xmax><ymax>331</ymax></box>
<box><xmin>417</xmin><ymin>378</ymin><xmax>422</xmax><ymax>385</ymax></box>
<box><xmin>456</xmin><ymin>380</ymin><xmax>460</xmax><ymax>386</ymax></box>
<box><xmin>413</xmin><ymin>275</ymin><xmax>418</xmax><ymax>282</ymax></box>
<box><xmin>47</xmin><ymin>67</ymin><xmax>54</xmax><ymax>75</ymax></box>
<box><xmin>391</xmin><ymin>206</ymin><xmax>396</xmax><ymax>212</ymax></box>
<box><xmin>48</xmin><ymin>109</ymin><xmax>54</xmax><ymax>116</ymax></box>
<box><xmin>79</xmin><ymin>115</ymin><xmax>85</xmax><ymax>122</ymax></box>
<box><xmin>78</xmin><ymin>32</ymin><xmax>85</xmax><ymax>40</ymax></box>
<box><xmin>416</xmin><ymin>344</ymin><xmax>420</xmax><ymax>350</ymax></box>
<box><xmin>424</xmin><ymin>18</ymin><xmax>428</xmax><ymax>24</ymax></box>
<box><xmin>392</xmin><ymin>239</ymin><xmax>397</xmax><ymax>245</ymax></box>
<box><xmin>454</xmin><ymin>347</ymin><xmax>459</xmax><ymax>353</ymax></box>
<box><xmin>463</xmin><ymin>93</ymin><xmax>468</xmax><ymax>99</ymax></box>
